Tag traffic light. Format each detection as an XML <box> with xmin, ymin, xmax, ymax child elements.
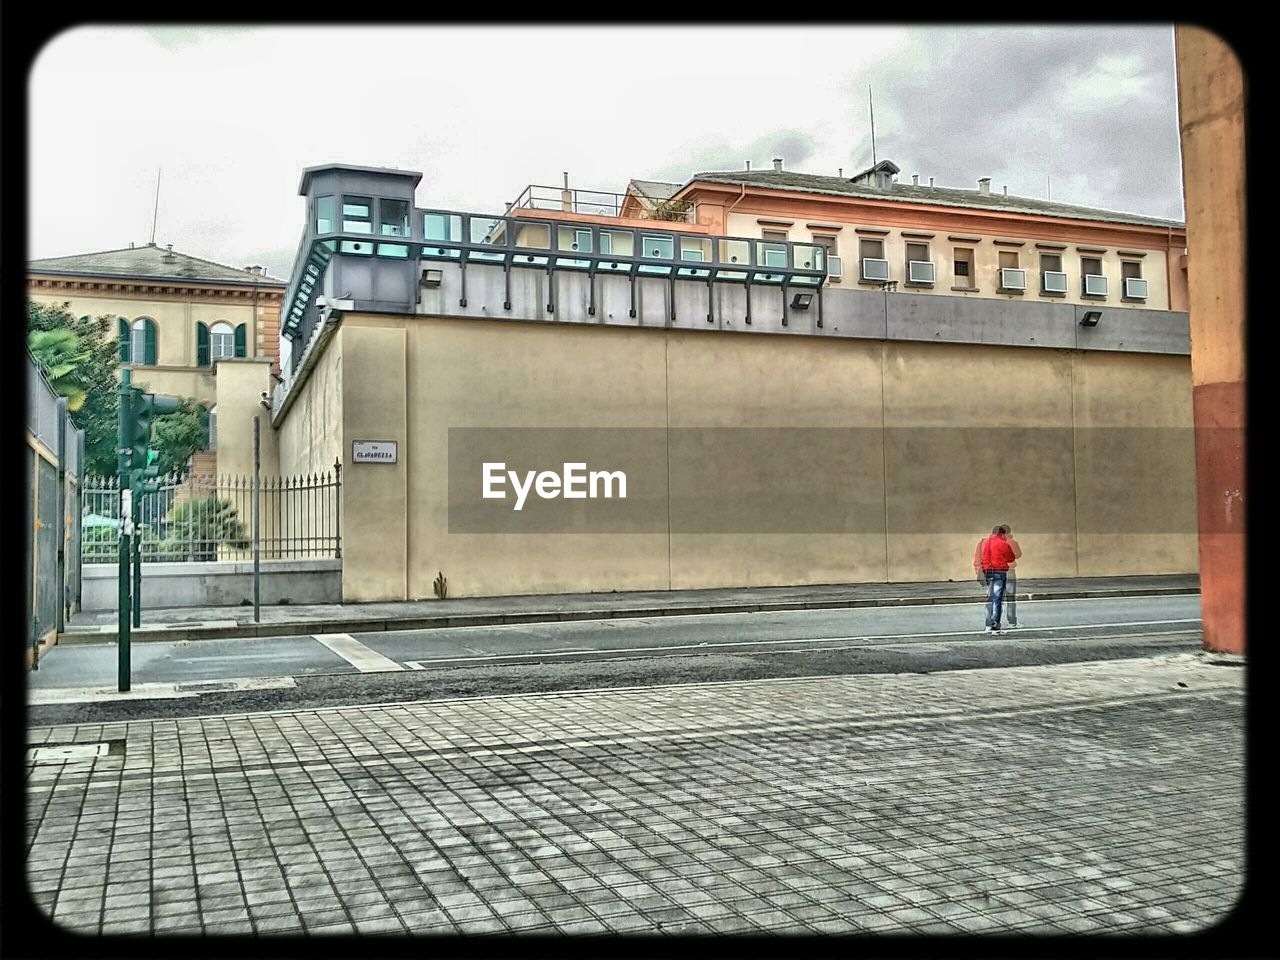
<box><xmin>127</xmin><ymin>389</ymin><xmax>181</xmax><ymax>485</ymax></box>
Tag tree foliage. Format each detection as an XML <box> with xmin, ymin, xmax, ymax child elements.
<box><xmin>643</xmin><ymin>198</ymin><xmax>693</xmax><ymax>222</ymax></box>
<box><xmin>27</xmin><ymin>301</ymin><xmax>120</xmax><ymax>475</ymax></box>
<box><xmin>150</xmin><ymin>397</ymin><xmax>209</xmax><ymax>477</ymax></box>
<box><xmin>158</xmin><ymin>496</ymin><xmax>249</xmax><ymax>561</ymax></box>
<box><xmin>27</xmin><ymin>327</ymin><xmax>91</xmax><ymax>411</ymax></box>
<box><xmin>28</xmin><ymin>300</ymin><xmax>207</xmax><ymax>478</ymax></box>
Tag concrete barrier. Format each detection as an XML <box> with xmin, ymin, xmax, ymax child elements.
<box><xmin>80</xmin><ymin>558</ymin><xmax>341</xmax><ymax>611</ymax></box>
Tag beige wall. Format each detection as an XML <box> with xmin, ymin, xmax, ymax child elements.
<box><xmin>215</xmin><ymin>360</ymin><xmax>280</xmax><ymax>479</ymax></box>
<box><xmin>28</xmin><ymin>289</ymin><xmax>268</xmax><ymax>407</ymax></box>
<box><xmin>277</xmin><ymin>313</ymin><xmax>1197</xmax><ymax>600</ymax></box>
<box><xmin>725</xmin><ymin>213</ymin><xmax>1175</xmax><ymax>310</ymax></box>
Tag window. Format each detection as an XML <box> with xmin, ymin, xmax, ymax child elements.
<box><xmin>812</xmin><ymin>234</ymin><xmax>839</xmax><ymax>279</ymax></box>
<box><xmin>209</xmin><ymin>322</ymin><xmax>235</xmax><ymax>361</ymax></box>
<box><xmin>1041</xmin><ymin>253</ymin><xmax>1068</xmax><ymax>294</ymax></box>
<box><xmin>130</xmin><ymin>321</ymin><xmax>148</xmax><ymax>364</ymax></box>
<box><xmin>953</xmin><ymin>248</ymin><xmax>974</xmax><ymax>287</ymax></box>
<box><xmin>127</xmin><ymin>318</ymin><xmax>156</xmax><ymax>366</ymax></box>
<box><xmin>1122</xmin><ymin>261</ymin><xmax>1147</xmax><ymax>299</ymax></box>
<box><xmin>998</xmin><ymin>251</ymin><xmax>1026</xmax><ymax>291</ymax></box>
<box><xmin>860</xmin><ymin>237</ymin><xmax>888</xmax><ymax>281</ymax></box>
<box><xmin>906</xmin><ymin>242</ymin><xmax>933</xmax><ymax>284</ymax></box>
<box><xmin>315</xmin><ymin>195</ymin><xmax>335</xmax><ymax>234</ymax></box>
<box><xmin>1082</xmin><ymin>256</ymin><xmax>1107</xmax><ymax>297</ymax></box>
<box><xmin>379</xmin><ymin>199</ymin><xmax>410</xmax><ymax>237</ymax></box>
<box><xmin>641</xmin><ymin>235</ymin><xmax>674</xmax><ymax>259</ymax></box>
<box><xmin>342</xmin><ymin>196</ymin><xmax>373</xmax><ymax>234</ymax></box>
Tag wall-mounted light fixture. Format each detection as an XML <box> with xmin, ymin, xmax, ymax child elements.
<box><xmin>1080</xmin><ymin>310</ymin><xmax>1102</xmax><ymax>327</ymax></box>
<box><xmin>790</xmin><ymin>292</ymin><xmax>814</xmax><ymax>310</ymax></box>
<box><xmin>421</xmin><ymin>268</ymin><xmax>443</xmax><ymax>288</ymax></box>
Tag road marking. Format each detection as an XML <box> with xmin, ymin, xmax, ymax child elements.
<box><xmin>313</xmin><ymin>633</ymin><xmax>405</xmax><ymax>672</ymax></box>
<box><xmin>395</xmin><ymin>619</ymin><xmax>1201</xmax><ymax>667</ymax></box>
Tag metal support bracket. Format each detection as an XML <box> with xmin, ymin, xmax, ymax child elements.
<box><xmin>459</xmin><ymin>257</ymin><xmax>468</xmax><ymax>308</ymax></box>
<box><xmin>546</xmin><ymin>265</ymin><xmax>556</xmax><ymax>314</ymax></box>
<box><xmin>628</xmin><ymin>271</ymin><xmax>637</xmax><ymax>318</ymax></box>
<box><xmin>706</xmin><ymin>275</ymin><xmax>715</xmax><ymax>323</ymax></box>
<box><xmin>588</xmin><ymin>264</ymin><xmax>597</xmax><ymax>317</ymax></box>
<box><xmin>744</xmin><ymin>279</ymin><xmax>752</xmax><ymax>325</ymax></box>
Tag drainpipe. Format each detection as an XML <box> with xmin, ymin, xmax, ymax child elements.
<box><xmin>723</xmin><ymin>183</ymin><xmax>748</xmax><ymax>234</ymax></box>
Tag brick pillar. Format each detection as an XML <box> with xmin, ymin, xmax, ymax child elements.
<box><xmin>1175</xmin><ymin>27</ymin><xmax>1246</xmax><ymax>654</ymax></box>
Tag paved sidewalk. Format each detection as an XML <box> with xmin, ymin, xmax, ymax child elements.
<box><xmin>62</xmin><ymin>574</ymin><xmax>1199</xmax><ymax>644</ymax></box>
<box><xmin>26</xmin><ymin>653</ymin><xmax>1241</xmax><ymax>936</ymax></box>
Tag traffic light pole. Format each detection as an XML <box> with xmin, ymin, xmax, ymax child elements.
<box><xmin>117</xmin><ymin>370</ymin><xmax>132</xmax><ymax>693</ymax></box>
<box><xmin>132</xmin><ymin>509</ymin><xmax>142</xmax><ymax>628</ymax></box>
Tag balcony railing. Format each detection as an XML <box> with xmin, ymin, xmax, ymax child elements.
<box><xmin>508</xmin><ymin>184</ymin><xmax>696</xmax><ymax>223</ymax></box>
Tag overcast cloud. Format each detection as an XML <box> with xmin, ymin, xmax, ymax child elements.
<box><xmin>28</xmin><ymin>25</ymin><xmax>1182</xmax><ymax>283</ymax></box>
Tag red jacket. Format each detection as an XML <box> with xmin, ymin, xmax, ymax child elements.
<box><xmin>981</xmin><ymin>535</ymin><xmax>1016</xmax><ymax>572</ymax></box>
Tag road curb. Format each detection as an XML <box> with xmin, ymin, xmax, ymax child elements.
<box><xmin>56</xmin><ymin>586</ymin><xmax>1200</xmax><ymax>646</ymax></box>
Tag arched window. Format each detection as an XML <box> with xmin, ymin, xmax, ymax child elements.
<box><xmin>210</xmin><ymin>322</ymin><xmax>236</xmax><ymax>361</ymax></box>
<box><xmin>127</xmin><ymin>318</ymin><xmax>157</xmax><ymax>366</ymax></box>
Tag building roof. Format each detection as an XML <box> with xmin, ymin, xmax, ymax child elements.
<box><xmin>627</xmin><ymin>179</ymin><xmax>683</xmax><ymax>203</ymax></box>
<box><xmin>28</xmin><ymin>243</ymin><xmax>287</xmax><ymax>286</ymax></box>
<box><xmin>684</xmin><ymin>167</ymin><xmax>1185</xmax><ymax>229</ymax></box>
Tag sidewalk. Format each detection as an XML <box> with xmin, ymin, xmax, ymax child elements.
<box><xmin>61</xmin><ymin>574</ymin><xmax>1199</xmax><ymax>645</ymax></box>
<box><xmin>25</xmin><ymin>654</ymin><xmax>1242</xmax><ymax>935</ymax></box>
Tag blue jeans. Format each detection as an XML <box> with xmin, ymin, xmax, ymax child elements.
<box><xmin>985</xmin><ymin>569</ymin><xmax>1017</xmax><ymax>626</ymax></box>
<box><xmin>985</xmin><ymin>571</ymin><xmax>1008</xmax><ymax>628</ymax></box>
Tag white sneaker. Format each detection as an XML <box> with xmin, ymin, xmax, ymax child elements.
<box><xmin>991</xmin><ymin>628</ymin><xmax>1004</xmax><ymax>635</ymax></box>
<box><xmin>1005</xmin><ymin>623</ymin><xmax>1020</xmax><ymax>630</ymax></box>
<box><xmin>985</xmin><ymin>626</ymin><xmax>995</xmax><ymax>634</ymax></box>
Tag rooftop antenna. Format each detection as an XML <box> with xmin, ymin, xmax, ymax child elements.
<box><xmin>1047</xmin><ymin>176</ymin><xmax>1052</xmax><ymax>201</ymax></box>
<box><xmin>149</xmin><ymin>168</ymin><xmax>161</xmax><ymax>246</ymax></box>
<box><xmin>868</xmin><ymin>85</ymin><xmax>877</xmax><ymax>166</ymax></box>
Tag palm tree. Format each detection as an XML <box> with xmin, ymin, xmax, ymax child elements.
<box><xmin>28</xmin><ymin>328</ymin><xmax>91</xmax><ymax>412</ymax></box>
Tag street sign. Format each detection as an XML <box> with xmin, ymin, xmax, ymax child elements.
<box><xmin>353</xmin><ymin>440</ymin><xmax>397</xmax><ymax>464</ymax></box>
<box><xmin>120</xmin><ymin>489</ymin><xmax>134</xmax><ymax>535</ymax></box>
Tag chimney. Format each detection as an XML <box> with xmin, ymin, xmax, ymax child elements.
<box><xmin>772</xmin><ymin>158</ymin><xmax>783</xmax><ymax>172</ymax></box>
<box><xmin>838</xmin><ymin>167</ymin><xmax>843</xmax><ymax>178</ymax></box>
<box><xmin>978</xmin><ymin>177</ymin><xmax>991</xmax><ymax>195</ymax></box>
<box><xmin>129</xmin><ymin>241</ymin><xmax>135</xmax><ymax>249</ymax></box>
<box><xmin>745</xmin><ymin>160</ymin><xmax>751</xmax><ymax>171</ymax></box>
<box><xmin>911</xmin><ymin>174</ymin><xmax>919</xmax><ymax>186</ymax></box>
<box><xmin>1002</xmin><ymin>185</ymin><xmax>1008</xmax><ymax>196</ymax></box>
<box><xmin>929</xmin><ymin>177</ymin><xmax>935</xmax><ymax>188</ymax></box>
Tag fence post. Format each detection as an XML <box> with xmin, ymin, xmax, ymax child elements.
<box><xmin>117</xmin><ymin>369</ymin><xmax>132</xmax><ymax>693</ymax></box>
<box><xmin>253</xmin><ymin>417</ymin><xmax>261</xmax><ymax>622</ymax></box>
<box><xmin>333</xmin><ymin>457</ymin><xmax>342</xmax><ymax>559</ymax></box>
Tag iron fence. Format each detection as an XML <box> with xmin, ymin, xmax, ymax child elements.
<box><xmin>80</xmin><ymin>461</ymin><xmax>341</xmax><ymax>564</ymax></box>
<box><xmin>509</xmin><ymin>184</ymin><xmax>697</xmax><ymax>222</ymax></box>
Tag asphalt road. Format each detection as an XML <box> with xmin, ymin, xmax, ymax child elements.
<box><xmin>28</xmin><ymin>594</ymin><xmax>1204</xmax><ymax>725</ymax></box>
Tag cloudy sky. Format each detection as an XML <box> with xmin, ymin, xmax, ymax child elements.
<box><xmin>28</xmin><ymin>25</ymin><xmax>1183</xmax><ymax>282</ymax></box>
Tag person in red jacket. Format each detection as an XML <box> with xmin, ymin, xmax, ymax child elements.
<box><xmin>976</xmin><ymin>525</ymin><xmax>1018</xmax><ymax>634</ymax></box>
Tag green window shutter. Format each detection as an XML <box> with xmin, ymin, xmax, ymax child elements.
<box><xmin>234</xmin><ymin>323</ymin><xmax>247</xmax><ymax>358</ymax></box>
<box><xmin>196</xmin><ymin>322</ymin><xmax>209</xmax><ymax>367</ymax></box>
<box><xmin>118</xmin><ymin>318</ymin><xmax>130</xmax><ymax>363</ymax></box>
<box><xmin>143</xmin><ymin>319</ymin><xmax>157</xmax><ymax>366</ymax></box>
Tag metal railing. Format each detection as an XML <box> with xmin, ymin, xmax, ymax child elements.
<box><xmin>80</xmin><ymin>462</ymin><xmax>341</xmax><ymax>564</ymax></box>
<box><xmin>509</xmin><ymin>184</ymin><xmax>696</xmax><ymax>223</ymax></box>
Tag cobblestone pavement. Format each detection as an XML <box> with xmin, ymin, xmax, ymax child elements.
<box><xmin>25</xmin><ymin>654</ymin><xmax>1244</xmax><ymax>936</ymax></box>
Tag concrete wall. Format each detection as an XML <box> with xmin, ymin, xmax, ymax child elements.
<box><xmin>81</xmin><ymin>558</ymin><xmax>341</xmax><ymax>611</ymax></box>
<box><xmin>278</xmin><ymin>311</ymin><xmax>1197</xmax><ymax>601</ymax></box>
